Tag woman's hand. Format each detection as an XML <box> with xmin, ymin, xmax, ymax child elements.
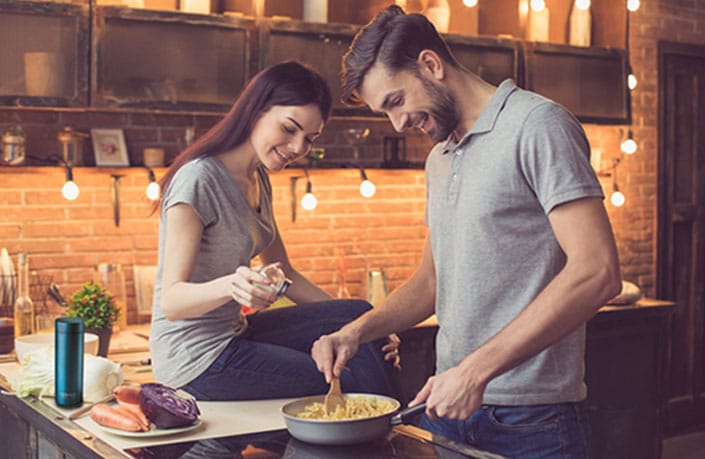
<box><xmin>382</xmin><ymin>333</ymin><xmax>401</xmax><ymax>370</ymax></box>
<box><xmin>229</xmin><ymin>265</ymin><xmax>278</xmax><ymax>311</ymax></box>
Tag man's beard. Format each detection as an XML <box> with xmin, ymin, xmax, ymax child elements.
<box><xmin>418</xmin><ymin>73</ymin><xmax>459</xmax><ymax>143</ymax></box>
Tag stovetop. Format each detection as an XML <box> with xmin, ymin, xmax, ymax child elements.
<box><xmin>123</xmin><ymin>425</ymin><xmax>502</xmax><ymax>459</ymax></box>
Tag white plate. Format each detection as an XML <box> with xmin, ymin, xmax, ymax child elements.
<box><xmin>96</xmin><ymin>419</ymin><xmax>202</xmax><ymax>438</ymax></box>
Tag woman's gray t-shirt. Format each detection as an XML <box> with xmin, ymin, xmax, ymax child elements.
<box><xmin>150</xmin><ymin>157</ymin><xmax>275</xmax><ymax>388</ymax></box>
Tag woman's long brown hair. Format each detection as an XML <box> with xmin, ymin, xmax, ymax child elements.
<box><xmin>152</xmin><ymin>61</ymin><xmax>332</xmax><ymax>215</ymax></box>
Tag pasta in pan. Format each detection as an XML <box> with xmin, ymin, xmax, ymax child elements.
<box><xmin>296</xmin><ymin>395</ymin><xmax>396</xmax><ymax>421</ymax></box>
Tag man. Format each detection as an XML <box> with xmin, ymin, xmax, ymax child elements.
<box><xmin>311</xmin><ymin>5</ymin><xmax>622</xmax><ymax>458</ymax></box>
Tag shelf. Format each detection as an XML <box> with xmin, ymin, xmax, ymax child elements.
<box><xmin>0</xmin><ymin>1</ymin><xmax>89</xmax><ymax>107</ymax></box>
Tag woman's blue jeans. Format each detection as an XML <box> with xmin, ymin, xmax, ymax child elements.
<box><xmin>419</xmin><ymin>401</ymin><xmax>591</xmax><ymax>458</ymax></box>
<box><xmin>182</xmin><ymin>299</ymin><xmax>401</xmax><ymax>401</ymax></box>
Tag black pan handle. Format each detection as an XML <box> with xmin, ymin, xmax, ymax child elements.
<box><xmin>390</xmin><ymin>402</ymin><xmax>427</xmax><ymax>426</ymax></box>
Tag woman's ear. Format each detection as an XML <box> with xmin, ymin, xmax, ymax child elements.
<box><xmin>417</xmin><ymin>50</ymin><xmax>445</xmax><ymax>80</ymax></box>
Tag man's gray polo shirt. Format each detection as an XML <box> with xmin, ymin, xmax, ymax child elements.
<box><xmin>425</xmin><ymin>79</ymin><xmax>604</xmax><ymax>405</ymax></box>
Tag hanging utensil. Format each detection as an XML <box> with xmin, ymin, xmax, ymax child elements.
<box><xmin>110</xmin><ymin>174</ymin><xmax>124</xmax><ymax>227</ymax></box>
<box><xmin>47</xmin><ymin>283</ymin><xmax>66</xmax><ymax>307</ymax></box>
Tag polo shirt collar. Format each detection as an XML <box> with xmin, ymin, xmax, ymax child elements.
<box><xmin>441</xmin><ymin>78</ymin><xmax>518</xmax><ymax>154</ymax></box>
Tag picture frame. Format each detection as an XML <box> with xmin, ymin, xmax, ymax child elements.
<box><xmin>91</xmin><ymin>128</ymin><xmax>130</xmax><ymax>166</ymax></box>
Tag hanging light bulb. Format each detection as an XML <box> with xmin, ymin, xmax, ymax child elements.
<box><xmin>145</xmin><ymin>168</ymin><xmax>160</xmax><ymax>201</ymax></box>
<box><xmin>575</xmin><ymin>0</ymin><xmax>590</xmax><ymax>10</ymax></box>
<box><xmin>627</xmin><ymin>0</ymin><xmax>640</xmax><ymax>12</ymax></box>
<box><xmin>462</xmin><ymin>0</ymin><xmax>478</xmax><ymax>7</ymax></box>
<box><xmin>61</xmin><ymin>164</ymin><xmax>79</xmax><ymax>201</ymax></box>
<box><xmin>610</xmin><ymin>183</ymin><xmax>625</xmax><ymax>207</ymax></box>
<box><xmin>358</xmin><ymin>166</ymin><xmax>376</xmax><ymax>198</ymax></box>
<box><xmin>530</xmin><ymin>0</ymin><xmax>546</xmax><ymax>12</ymax></box>
<box><xmin>620</xmin><ymin>129</ymin><xmax>637</xmax><ymax>155</ymax></box>
<box><xmin>628</xmin><ymin>73</ymin><xmax>638</xmax><ymax>90</ymax></box>
<box><xmin>300</xmin><ymin>180</ymin><xmax>317</xmax><ymax>211</ymax></box>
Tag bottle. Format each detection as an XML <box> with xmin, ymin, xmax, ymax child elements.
<box><xmin>55</xmin><ymin>317</ymin><xmax>84</xmax><ymax>408</ymax></box>
<box><xmin>94</xmin><ymin>263</ymin><xmax>127</xmax><ymax>331</ymax></box>
<box><xmin>259</xmin><ymin>263</ymin><xmax>292</xmax><ymax>298</ymax></box>
<box><xmin>13</xmin><ymin>253</ymin><xmax>34</xmax><ymax>337</ymax></box>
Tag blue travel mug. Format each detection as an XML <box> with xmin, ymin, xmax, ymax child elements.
<box><xmin>55</xmin><ymin>317</ymin><xmax>84</xmax><ymax>408</ymax></box>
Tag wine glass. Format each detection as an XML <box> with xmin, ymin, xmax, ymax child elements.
<box><xmin>343</xmin><ymin>128</ymin><xmax>370</xmax><ymax>161</ymax></box>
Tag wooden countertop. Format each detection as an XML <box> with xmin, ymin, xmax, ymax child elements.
<box><xmin>413</xmin><ymin>297</ymin><xmax>675</xmax><ymax>329</ymax></box>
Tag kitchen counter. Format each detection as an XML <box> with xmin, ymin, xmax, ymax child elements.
<box><xmin>0</xmin><ymin>301</ymin><xmax>673</xmax><ymax>458</ymax></box>
<box><xmin>0</xmin><ymin>383</ymin><xmax>501</xmax><ymax>458</ymax></box>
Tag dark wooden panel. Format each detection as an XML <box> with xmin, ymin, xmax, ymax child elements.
<box><xmin>657</xmin><ymin>41</ymin><xmax>705</xmax><ymax>435</ymax></box>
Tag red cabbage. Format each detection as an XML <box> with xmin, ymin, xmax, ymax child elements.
<box><xmin>138</xmin><ymin>383</ymin><xmax>200</xmax><ymax>429</ymax></box>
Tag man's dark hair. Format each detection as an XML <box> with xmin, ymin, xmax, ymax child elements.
<box><xmin>341</xmin><ymin>5</ymin><xmax>460</xmax><ymax>106</ymax></box>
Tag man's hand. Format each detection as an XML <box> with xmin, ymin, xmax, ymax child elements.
<box><xmin>408</xmin><ymin>364</ymin><xmax>486</xmax><ymax>421</ymax></box>
<box><xmin>311</xmin><ymin>330</ymin><xmax>360</xmax><ymax>383</ymax></box>
<box><xmin>382</xmin><ymin>333</ymin><xmax>401</xmax><ymax>370</ymax></box>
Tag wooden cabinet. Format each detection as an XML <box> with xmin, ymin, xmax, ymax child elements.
<box><xmin>397</xmin><ymin>302</ymin><xmax>674</xmax><ymax>458</ymax></box>
<box><xmin>0</xmin><ymin>1</ymin><xmax>89</xmax><ymax>107</ymax></box>
<box><xmin>585</xmin><ymin>302</ymin><xmax>673</xmax><ymax>459</ymax></box>
<box><xmin>445</xmin><ymin>34</ymin><xmax>521</xmax><ymax>87</ymax></box>
<box><xmin>0</xmin><ymin>1</ymin><xmax>630</xmax><ymax>124</ymax></box>
<box><xmin>258</xmin><ymin>19</ymin><xmax>366</xmax><ymax>116</ymax></box>
<box><xmin>523</xmin><ymin>42</ymin><xmax>631</xmax><ymax>124</ymax></box>
<box><xmin>92</xmin><ymin>6</ymin><xmax>256</xmax><ymax>111</ymax></box>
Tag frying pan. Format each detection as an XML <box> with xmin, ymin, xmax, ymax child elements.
<box><xmin>281</xmin><ymin>393</ymin><xmax>426</xmax><ymax>445</ymax></box>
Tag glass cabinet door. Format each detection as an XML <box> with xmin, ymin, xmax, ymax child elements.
<box><xmin>0</xmin><ymin>1</ymin><xmax>89</xmax><ymax>107</ymax></box>
<box><xmin>523</xmin><ymin>42</ymin><xmax>630</xmax><ymax>124</ymax></box>
<box><xmin>92</xmin><ymin>7</ymin><xmax>255</xmax><ymax>111</ymax></box>
<box><xmin>259</xmin><ymin>19</ymin><xmax>369</xmax><ymax>117</ymax></box>
<box><xmin>445</xmin><ymin>34</ymin><xmax>521</xmax><ymax>87</ymax></box>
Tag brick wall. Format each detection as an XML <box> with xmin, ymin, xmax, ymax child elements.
<box><xmin>2</xmin><ymin>0</ymin><xmax>704</xmax><ymax>324</ymax></box>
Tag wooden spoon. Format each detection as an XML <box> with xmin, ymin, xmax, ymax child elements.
<box><xmin>324</xmin><ymin>377</ymin><xmax>345</xmax><ymax>415</ymax></box>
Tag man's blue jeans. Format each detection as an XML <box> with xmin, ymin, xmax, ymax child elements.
<box><xmin>419</xmin><ymin>401</ymin><xmax>591</xmax><ymax>458</ymax></box>
<box><xmin>182</xmin><ymin>299</ymin><xmax>401</xmax><ymax>401</ymax></box>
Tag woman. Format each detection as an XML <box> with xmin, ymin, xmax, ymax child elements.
<box><xmin>149</xmin><ymin>61</ymin><xmax>400</xmax><ymax>401</ymax></box>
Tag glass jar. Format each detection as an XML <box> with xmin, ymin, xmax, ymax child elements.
<box><xmin>3</xmin><ymin>125</ymin><xmax>26</xmax><ymax>165</ymax></box>
<box><xmin>93</xmin><ymin>263</ymin><xmax>127</xmax><ymax>331</ymax></box>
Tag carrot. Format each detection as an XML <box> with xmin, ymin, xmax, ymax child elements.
<box><xmin>90</xmin><ymin>404</ymin><xmax>143</xmax><ymax>432</ymax></box>
<box><xmin>112</xmin><ymin>405</ymin><xmax>150</xmax><ymax>432</ymax></box>
<box><xmin>118</xmin><ymin>401</ymin><xmax>151</xmax><ymax>430</ymax></box>
<box><xmin>113</xmin><ymin>384</ymin><xmax>141</xmax><ymax>405</ymax></box>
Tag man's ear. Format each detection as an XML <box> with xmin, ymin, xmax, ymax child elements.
<box><xmin>417</xmin><ymin>50</ymin><xmax>445</xmax><ymax>80</ymax></box>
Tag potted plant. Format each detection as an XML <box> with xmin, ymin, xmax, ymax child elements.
<box><xmin>65</xmin><ymin>281</ymin><xmax>120</xmax><ymax>357</ymax></box>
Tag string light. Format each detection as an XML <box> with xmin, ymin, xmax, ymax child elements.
<box><xmin>575</xmin><ymin>0</ymin><xmax>590</xmax><ymax>10</ymax></box>
<box><xmin>610</xmin><ymin>184</ymin><xmax>626</xmax><ymax>207</ymax></box>
<box><xmin>61</xmin><ymin>164</ymin><xmax>79</xmax><ymax>201</ymax></box>
<box><xmin>358</xmin><ymin>166</ymin><xmax>376</xmax><ymax>198</ymax></box>
<box><xmin>301</xmin><ymin>180</ymin><xmax>318</xmax><ymax>210</ymax></box>
<box><xmin>609</xmin><ymin>158</ymin><xmax>625</xmax><ymax>207</ymax></box>
<box><xmin>620</xmin><ymin>129</ymin><xmax>637</xmax><ymax>155</ymax></box>
<box><xmin>627</xmin><ymin>0</ymin><xmax>640</xmax><ymax>12</ymax></box>
<box><xmin>145</xmin><ymin>168</ymin><xmax>160</xmax><ymax>201</ymax></box>
<box><xmin>628</xmin><ymin>73</ymin><xmax>638</xmax><ymax>90</ymax></box>
<box><xmin>300</xmin><ymin>168</ymin><xmax>317</xmax><ymax>211</ymax></box>
<box><xmin>462</xmin><ymin>0</ymin><xmax>478</xmax><ymax>7</ymax></box>
<box><xmin>530</xmin><ymin>0</ymin><xmax>546</xmax><ymax>12</ymax></box>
